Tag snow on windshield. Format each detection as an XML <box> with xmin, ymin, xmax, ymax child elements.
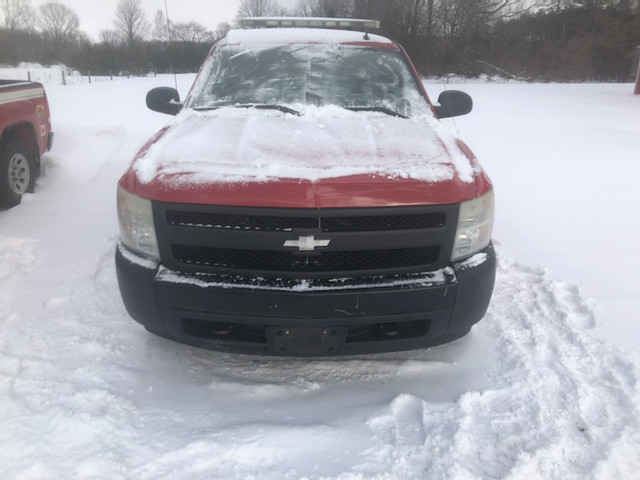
<box><xmin>187</xmin><ymin>43</ymin><xmax>431</xmax><ymax>119</ymax></box>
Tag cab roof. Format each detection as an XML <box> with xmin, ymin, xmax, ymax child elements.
<box><xmin>221</xmin><ymin>25</ymin><xmax>397</xmax><ymax>49</ymax></box>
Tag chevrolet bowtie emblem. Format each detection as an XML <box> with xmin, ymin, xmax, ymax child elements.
<box><xmin>283</xmin><ymin>235</ymin><xmax>331</xmax><ymax>252</ymax></box>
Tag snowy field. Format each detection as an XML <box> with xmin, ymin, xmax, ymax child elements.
<box><xmin>0</xmin><ymin>62</ymin><xmax>111</xmax><ymax>86</ymax></box>
<box><xmin>1</xmin><ymin>71</ymin><xmax>640</xmax><ymax>479</ymax></box>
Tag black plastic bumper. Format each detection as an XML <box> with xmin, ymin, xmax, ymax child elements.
<box><xmin>47</xmin><ymin>132</ymin><xmax>54</xmax><ymax>152</ymax></box>
<box><xmin>115</xmin><ymin>243</ymin><xmax>496</xmax><ymax>356</ymax></box>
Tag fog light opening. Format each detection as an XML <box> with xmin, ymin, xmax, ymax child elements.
<box><xmin>379</xmin><ymin>323</ymin><xmax>400</xmax><ymax>337</ymax></box>
<box><xmin>212</xmin><ymin>322</ymin><xmax>234</xmax><ymax>336</ymax></box>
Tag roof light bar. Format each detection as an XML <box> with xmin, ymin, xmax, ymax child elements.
<box><xmin>240</xmin><ymin>17</ymin><xmax>381</xmax><ymax>31</ymax></box>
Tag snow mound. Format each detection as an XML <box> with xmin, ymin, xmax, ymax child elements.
<box><xmin>365</xmin><ymin>253</ymin><xmax>640</xmax><ymax>479</ymax></box>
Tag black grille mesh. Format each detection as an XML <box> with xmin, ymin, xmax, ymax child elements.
<box><xmin>167</xmin><ymin>211</ymin><xmax>445</xmax><ymax>232</ymax></box>
<box><xmin>167</xmin><ymin>211</ymin><xmax>316</xmax><ymax>231</ymax></box>
<box><xmin>158</xmin><ymin>204</ymin><xmax>454</xmax><ymax>277</ymax></box>
<box><xmin>173</xmin><ymin>245</ymin><xmax>440</xmax><ymax>273</ymax></box>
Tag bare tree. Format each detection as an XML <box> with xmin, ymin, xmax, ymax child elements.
<box><xmin>294</xmin><ymin>0</ymin><xmax>354</xmax><ymax>17</ymax></box>
<box><xmin>437</xmin><ymin>0</ymin><xmax>519</xmax><ymax>39</ymax></box>
<box><xmin>236</xmin><ymin>0</ymin><xmax>288</xmax><ymax>19</ymax></box>
<box><xmin>152</xmin><ymin>9</ymin><xmax>169</xmax><ymax>42</ymax></box>
<box><xmin>214</xmin><ymin>21</ymin><xmax>232</xmax><ymax>41</ymax></box>
<box><xmin>99</xmin><ymin>28</ymin><xmax>120</xmax><ymax>47</ymax></box>
<box><xmin>113</xmin><ymin>0</ymin><xmax>150</xmax><ymax>46</ymax></box>
<box><xmin>0</xmin><ymin>0</ymin><xmax>32</xmax><ymax>31</ymax></box>
<box><xmin>172</xmin><ymin>21</ymin><xmax>215</xmax><ymax>43</ymax></box>
<box><xmin>398</xmin><ymin>0</ymin><xmax>429</xmax><ymax>38</ymax></box>
<box><xmin>37</xmin><ymin>2</ymin><xmax>80</xmax><ymax>45</ymax></box>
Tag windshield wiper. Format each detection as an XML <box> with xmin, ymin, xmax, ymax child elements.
<box><xmin>344</xmin><ymin>106</ymin><xmax>407</xmax><ymax>119</ymax></box>
<box><xmin>241</xmin><ymin>104</ymin><xmax>301</xmax><ymax>116</ymax></box>
<box><xmin>194</xmin><ymin>103</ymin><xmax>301</xmax><ymax>116</ymax></box>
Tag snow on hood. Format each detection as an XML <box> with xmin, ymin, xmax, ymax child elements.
<box><xmin>134</xmin><ymin>106</ymin><xmax>475</xmax><ymax>186</ymax></box>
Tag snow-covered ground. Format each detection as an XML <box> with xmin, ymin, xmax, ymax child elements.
<box><xmin>430</xmin><ymin>80</ymin><xmax>640</xmax><ymax>359</ymax></box>
<box><xmin>1</xmin><ymin>71</ymin><xmax>639</xmax><ymax>479</ymax></box>
<box><xmin>0</xmin><ymin>62</ymin><xmax>110</xmax><ymax>85</ymax></box>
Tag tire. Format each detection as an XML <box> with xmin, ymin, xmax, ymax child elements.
<box><xmin>0</xmin><ymin>140</ymin><xmax>35</xmax><ymax>208</ymax></box>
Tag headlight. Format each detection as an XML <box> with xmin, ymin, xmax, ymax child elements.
<box><xmin>451</xmin><ymin>190</ymin><xmax>494</xmax><ymax>261</ymax></box>
<box><xmin>117</xmin><ymin>185</ymin><xmax>160</xmax><ymax>260</ymax></box>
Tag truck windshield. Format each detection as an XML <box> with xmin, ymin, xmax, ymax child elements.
<box><xmin>187</xmin><ymin>44</ymin><xmax>431</xmax><ymax>118</ymax></box>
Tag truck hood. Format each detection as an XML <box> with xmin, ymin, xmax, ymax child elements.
<box><xmin>132</xmin><ymin>107</ymin><xmax>480</xmax><ymax>208</ymax></box>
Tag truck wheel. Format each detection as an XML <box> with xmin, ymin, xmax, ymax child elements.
<box><xmin>0</xmin><ymin>140</ymin><xmax>34</xmax><ymax>208</ymax></box>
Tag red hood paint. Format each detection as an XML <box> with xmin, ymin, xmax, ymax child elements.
<box><xmin>123</xmin><ymin>163</ymin><xmax>487</xmax><ymax>209</ymax></box>
<box><xmin>130</xmin><ymin>173</ymin><xmax>482</xmax><ymax>208</ymax></box>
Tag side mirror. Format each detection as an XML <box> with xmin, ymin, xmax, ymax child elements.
<box><xmin>146</xmin><ymin>87</ymin><xmax>182</xmax><ymax>115</ymax></box>
<box><xmin>434</xmin><ymin>90</ymin><xmax>473</xmax><ymax>119</ymax></box>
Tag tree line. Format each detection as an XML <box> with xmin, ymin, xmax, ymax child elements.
<box><xmin>1</xmin><ymin>0</ymin><xmax>639</xmax><ymax>81</ymax></box>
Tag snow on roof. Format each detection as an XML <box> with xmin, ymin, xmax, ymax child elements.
<box><xmin>222</xmin><ymin>27</ymin><xmax>395</xmax><ymax>48</ymax></box>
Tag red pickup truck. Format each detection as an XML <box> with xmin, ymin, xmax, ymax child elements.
<box><xmin>116</xmin><ymin>18</ymin><xmax>496</xmax><ymax>356</ymax></box>
<box><xmin>0</xmin><ymin>80</ymin><xmax>53</xmax><ymax>208</ymax></box>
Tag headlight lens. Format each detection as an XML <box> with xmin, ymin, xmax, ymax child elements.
<box><xmin>451</xmin><ymin>189</ymin><xmax>494</xmax><ymax>261</ymax></box>
<box><xmin>117</xmin><ymin>185</ymin><xmax>159</xmax><ymax>260</ymax></box>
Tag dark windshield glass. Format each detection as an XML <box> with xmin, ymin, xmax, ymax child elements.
<box><xmin>187</xmin><ymin>44</ymin><xmax>431</xmax><ymax>118</ymax></box>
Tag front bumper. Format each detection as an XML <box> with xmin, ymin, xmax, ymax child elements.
<box><xmin>115</xmin><ymin>242</ymin><xmax>496</xmax><ymax>356</ymax></box>
<box><xmin>47</xmin><ymin>131</ymin><xmax>54</xmax><ymax>152</ymax></box>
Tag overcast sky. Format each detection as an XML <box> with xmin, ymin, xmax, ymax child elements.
<box><xmin>31</xmin><ymin>0</ymin><xmax>298</xmax><ymax>41</ymax></box>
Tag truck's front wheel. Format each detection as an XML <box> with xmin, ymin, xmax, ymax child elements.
<box><xmin>0</xmin><ymin>140</ymin><xmax>35</xmax><ymax>208</ymax></box>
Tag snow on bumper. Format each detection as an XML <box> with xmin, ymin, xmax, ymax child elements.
<box><xmin>115</xmin><ymin>242</ymin><xmax>496</xmax><ymax>356</ymax></box>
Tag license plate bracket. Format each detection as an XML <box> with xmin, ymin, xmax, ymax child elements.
<box><xmin>266</xmin><ymin>326</ymin><xmax>347</xmax><ymax>356</ymax></box>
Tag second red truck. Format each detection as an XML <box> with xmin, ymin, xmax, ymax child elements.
<box><xmin>0</xmin><ymin>79</ymin><xmax>53</xmax><ymax>208</ymax></box>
